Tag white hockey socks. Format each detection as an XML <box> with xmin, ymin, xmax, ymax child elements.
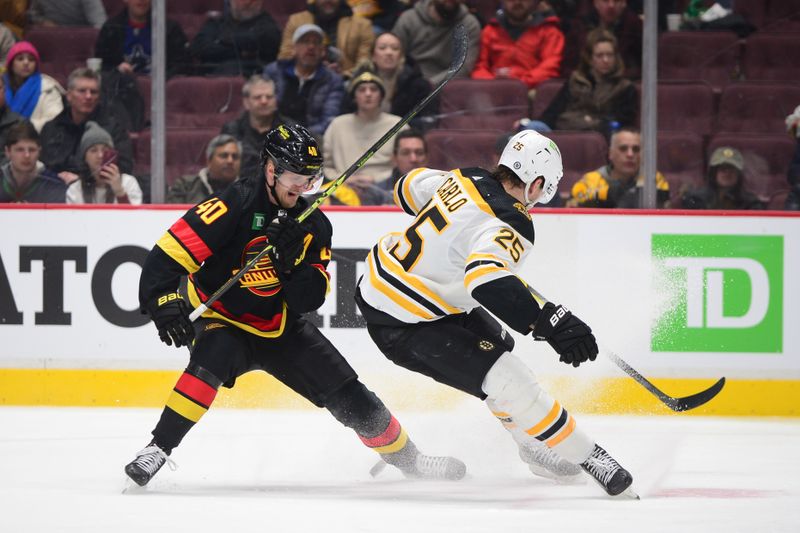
<box><xmin>482</xmin><ymin>352</ymin><xmax>594</xmax><ymax>465</ymax></box>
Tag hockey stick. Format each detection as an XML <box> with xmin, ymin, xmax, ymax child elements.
<box><xmin>188</xmin><ymin>25</ymin><xmax>470</xmax><ymax>322</ymax></box>
<box><xmin>526</xmin><ymin>287</ymin><xmax>726</xmax><ymax>412</ymax></box>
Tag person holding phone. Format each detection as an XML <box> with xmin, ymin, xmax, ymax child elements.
<box><xmin>65</xmin><ymin>121</ymin><xmax>142</xmax><ymax>204</ymax></box>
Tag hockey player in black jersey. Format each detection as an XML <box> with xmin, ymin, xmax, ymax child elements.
<box><xmin>356</xmin><ymin>130</ymin><xmax>636</xmax><ymax>497</ymax></box>
<box><xmin>124</xmin><ymin>124</ymin><xmax>465</xmax><ymax>487</ymax></box>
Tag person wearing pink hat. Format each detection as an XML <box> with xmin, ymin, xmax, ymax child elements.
<box><xmin>3</xmin><ymin>41</ymin><xmax>65</xmax><ymax>131</ymax></box>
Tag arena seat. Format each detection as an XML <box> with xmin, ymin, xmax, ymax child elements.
<box><xmin>545</xmin><ymin>131</ymin><xmax>608</xmax><ymax>196</ymax></box>
<box><xmin>268</xmin><ymin>0</ymin><xmax>308</xmax><ymax>29</ymax></box>
<box><xmin>658</xmin><ymin>31</ymin><xmax>740</xmax><ymax>91</ymax></box>
<box><xmin>765</xmin><ymin>0</ymin><xmax>800</xmax><ymax>24</ymax></box>
<box><xmin>438</xmin><ymin>79</ymin><xmax>529</xmax><ymax>130</ymax></box>
<box><xmin>25</xmin><ymin>27</ymin><xmax>98</xmax><ymax>80</ymax></box>
<box><xmin>707</xmin><ymin>133</ymin><xmax>796</xmax><ymax>202</ymax></box>
<box><xmin>530</xmin><ymin>78</ymin><xmax>565</xmax><ymax>120</ymax></box>
<box><xmin>166</xmin><ymin>0</ymin><xmax>221</xmax><ymax>16</ymax></box>
<box><xmin>169</xmin><ymin>13</ymin><xmax>207</xmax><ymax>41</ymax></box>
<box><xmin>741</xmin><ymin>33</ymin><xmax>800</xmax><ymax>81</ymax></box>
<box><xmin>767</xmin><ymin>190</ymin><xmax>791</xmax><ymax>211</ymax></box>
<box><xmin>732</xmin><ymin>0</ymin><xmax>767</xmax><ymax>28</ymax></box>
<box><xmin>465</xmin><ymin>0</ymin><xmax>501</xmax><ymax>24</ymax></box>
<box><xmin>134</xmin><ymin>128</ymin><xmax>219</xmax><ymax>187</ymax></box>
<box><xmin>657</xmin><ymin>81</ymin><xmax>716</xmax><ymax>139</ymax></box>
<box><xmin>101</xmin><ymin>0</ymin><xmax>125</xmax><ymax>17</ymax></box>
<box><xmin>656</xmin><ymin>131</ymin><xmax>705</xmax><ymax>205</ymax></box>
<box><xmin>136</xmin><ymin>76</ymin><xmax>151</xmax><ymax>126</ymax></box>
<box><xmin>716</xmin><ymin>82</ymin><xmax>800</xmax><ymax>134</ymax></box>
<box><xmin>166</xmin><ymin>76</ymin><xmax>244</xmax><ymax>128</ymax></box>
<box><xmin>425</xmin><ymin>129</ymin><xmax>503</xmax><ymax>172</ymax></box>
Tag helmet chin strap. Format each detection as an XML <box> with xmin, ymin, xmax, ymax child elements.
<box><xmin>267</xmin><ymin>170</ymin><xmax>294</xmax><ymax>211</ymax></box>
<box><xmin>523</xmin><ymin>180</ymin><xmax>540</xmax><ymax>209</ymax></box>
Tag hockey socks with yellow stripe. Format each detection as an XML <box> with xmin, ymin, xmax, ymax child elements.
<box><xmin>326</xmin><ymin>381</ymin><xmax>466</xmax><ymax>480</ymax></box>
<box><xmin>483</xmin><ymin>353</ymin><xmax>634</xmax><ymax>495</ymax></box>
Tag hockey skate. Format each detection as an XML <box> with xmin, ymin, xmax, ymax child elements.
<box><xmin>518</xmin><ymin>440</ymin><xmax>584</xmax><ymax>484</ymax></box>
<box><xmin>371</xmin><ymin>453</ymin><xmax>467</xmax><ymax>480</ymax></box>
<box><xmin>403</xmin><ymin>453</ymin><xmax>467</xmax><ymax>480</ymax></box>
<box><xmin>580</xmin><ymin>444</ymin><xmax>637</xmax><ymax>498</ymax></box>
<box><xmin>124</xmin><ymin>444</ymin><xmax>176</xmax><ymax>487</ymax></box>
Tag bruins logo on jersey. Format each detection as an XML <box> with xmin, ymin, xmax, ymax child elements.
<box><xmin>478</xmin><ymin>340</ymin><xmax>495</xmax><ymax>351</ymax></box>
<box><xmin>513</xmin><ymin>202</ymin><xmax>531</xmax><ymax>220</ymax></box>
<box><xmin>234</xmin><ymin>236</ymin><xmax>282</xmax><ymax>297</ymax></box>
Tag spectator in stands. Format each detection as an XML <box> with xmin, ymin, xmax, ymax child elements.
<box><xmin>681</xmin><ymin>147</ymin><xmax>764</xmax><ymax>210</ymax></box>
<box><xmin>65</xmin><ymin>121</ymin><xmax>142</xmax><ymax>204</ymax></box>
<box><xmin>279</xmin><ymin>0</ymin><xmax>374</xmax><ymax>78</ymax></box>
<box><xmin>785</xmin><ymin>105</ymin><xmax>800</xmax><ymax>211</ymax></box>
<box><xmin>221</xmin><ymin>75</ymin><xmax>291</xmax><ymax>179</ymax></box>
<box><xmin>538</xmin><ymin>28</ymin><xmax>636</xmax><ymax>133</ymax></box>
<box><xmin>377</xmin><ymin>129</ymin><xmax>428</xmax><ymax>201</ymax></box>
<box><xmin>0</xmin><ymin>24</ymin><xmax>15</xmax><ymax>65</ymax></box>
<box><xmin>94</xmin><ymin>0</ymin><xmax>190</xmax><ymax>77</ymax></box>
<box><xmin>561</xmin><ymin>0</ymin><xmax>642</xmax><ymax>79</ymax></box>
<box><xmin>166</xmin><ymin>134</ymin><xmax>242</xmax><ymax>204</ymax></box>
<box><xmin>471</xmin><ymin>0</ymin><xmax>564</xmax><ymax>92</ymax></box>
<box><xmin>28</xmin><ymin>0</ymin><xmax>107</xmax><ymax>28</ymax></box>
<box><xmin>264</xmin><ymin>24</ymin><xmax>345</xmax><ymax>137</ymax></box>
<box><xmin>343</xmin><ymin>32</ymin><xmax>434</xmax><ymax>129</ymax></box>
<box><xmin>0</xmin><ymin>121</ymin><xmax>65</xmax><ymax>203</ymax></box>
<box><xmin>392</xmin><ymin>0</ymin><xmax>481</xmax><ymax>85</ymax></box>
<box><xmin>322</xmin><ymin>70</ymin><xmax>405</xmax><ymax>205</ymax></box>
<box><xmin>3</xmin><ymin>41</ymin><xmax>65</xmax><ymax>131</ymax></box>
<box><xmin>569</xmin><ymin>127</ymin><xmax>669</xmax><ymax>208</ymax></box>
<box><xmin>0</xmin><ymin>0</ymin><xmax>29</xmax><ymax>38</ymax></box>
<box><xmin>39</xmin><ymin>67</ymin><xmax>134</xmax><ymax>180</ymax></box>
<box><xmin>0</xmin><ymin>76</ymin><xmax>24</xmax><ymax>160</ymax></box>
<box><xmin>348</xmin><ymin>0</ymin><xmax>410</xmax><ymax>33</ymax></box>
<box><xmin>190</xmin><ymin>0</ymin><xmax>281</xmax><ymax>77</ymax></box>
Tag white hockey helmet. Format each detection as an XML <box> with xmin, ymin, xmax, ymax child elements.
<box><xmin>498</xmin><ymin>130</ymin><xmax>563</xmax><ymax>206</ymax></box>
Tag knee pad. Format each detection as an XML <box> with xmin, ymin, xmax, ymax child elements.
<box><xmin>483</xmin><ymin>354</ymin><xmax>593</xmax><ymax>464</ymax></box>
<box><xmin>481</xmin><ymin>352</ymin><xmax>543</xmax><ymax>413</ymax></box>
<box><xmin>325</xmin><ymin>380</ymin><xmax>390</xmax><ymax>437</ymax></box>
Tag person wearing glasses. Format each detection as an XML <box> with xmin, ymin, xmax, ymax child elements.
<box><xmin>125</xmin><ymin>123</ymin><xmax>465</xmax><ymax>487</ymax></box>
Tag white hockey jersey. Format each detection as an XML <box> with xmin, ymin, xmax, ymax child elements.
<box><xmin>358</xmin><ymin>167</ymin><xmax>537</xmax><ymax>326</ymax></box>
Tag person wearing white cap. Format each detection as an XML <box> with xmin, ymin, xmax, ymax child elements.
<box><xmin>355</xmin><ymin>130</ymin><xmax>637</xmax><ymax>498</ymax></box>
<box><xmin>263</xmin><ymin>23</ymin><xmax>345</xmax><ymax>136</ymax></box>
<box><xmin>277</xmin><ymin>0</ymin><xmax>374</xmax><ymax>78</ymax></box>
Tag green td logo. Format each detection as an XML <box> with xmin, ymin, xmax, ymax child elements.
<box><xmin>651</xmin><ymin>234</ymin><xmax>783</xmax><ymax>353</ymax></box>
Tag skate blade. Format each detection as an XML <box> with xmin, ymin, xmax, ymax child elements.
<box><xmin>122</xmin><ymin>477</ymin><xmax>147</xmax><ymax>494</ymax></box>
<box><xmin>369</xmin><ymin>460</ymin><xmax>388</xmax><ymax>478</ymax></box>
<box><xmin>617</xmin><ymin>486</ymin><xmax>640</xmax><ymax>500</ymax></box>
<box><xmin>529</xmin><ymin>465</ymin><xmax>586</xmax><ymax>485</ymax></box>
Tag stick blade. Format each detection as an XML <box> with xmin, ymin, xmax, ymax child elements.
<box><xmin>666</xmin><ymin>377</ymin><xmax>726</xmax><ymax>412</ymax></box>
<box><xmin>448</xmin><ymin>23</ymin><xmax>469</xmax><ymax>76</ymax></box>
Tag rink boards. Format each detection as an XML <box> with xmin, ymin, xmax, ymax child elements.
<box><xmin>1</xmin><ymin>205</ymin><xmax>798</xmax><ymax>415</ymax></box>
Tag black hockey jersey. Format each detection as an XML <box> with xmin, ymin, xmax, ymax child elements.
<box><xmin>139</xmin><ymin>176</ymin><xmax>332</xmax><ymax>338</ymax></box>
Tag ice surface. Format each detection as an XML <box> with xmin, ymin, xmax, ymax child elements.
<box><xmin>2</xmin><ymin>403</ymin><xmax>798</xmax><ymax>532</ymax></box>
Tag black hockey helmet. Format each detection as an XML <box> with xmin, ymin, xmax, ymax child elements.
<box><xmin>261</xmin><ymin>123</ymin><xmax>323</xmax><ymax>177</ymax></box>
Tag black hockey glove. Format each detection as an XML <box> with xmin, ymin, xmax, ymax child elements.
<box><xmin>147</xmin><ymin>292</ymin><xmax>194</xmax><ymax>348</ymax></box>
<box><xmin>266</xmin><ymin>215</ymin><xmax>311</xmax><ymax>273</ymax></box>
<box><xmin>531</xmin><ymin>302</ymin><xmax>598</xmax><ymax>367</ymax></box>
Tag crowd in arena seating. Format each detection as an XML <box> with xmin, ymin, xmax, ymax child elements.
<box><xmin>0</xmin><ymin>0</ymin><xmax>798</xmax><ymax>209</ymax></box>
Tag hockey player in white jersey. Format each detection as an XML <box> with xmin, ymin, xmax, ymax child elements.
<box><xmin>355</xmin><ymin>130</ymin><xmax>635</xmax><ymax>497</ymax></box>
